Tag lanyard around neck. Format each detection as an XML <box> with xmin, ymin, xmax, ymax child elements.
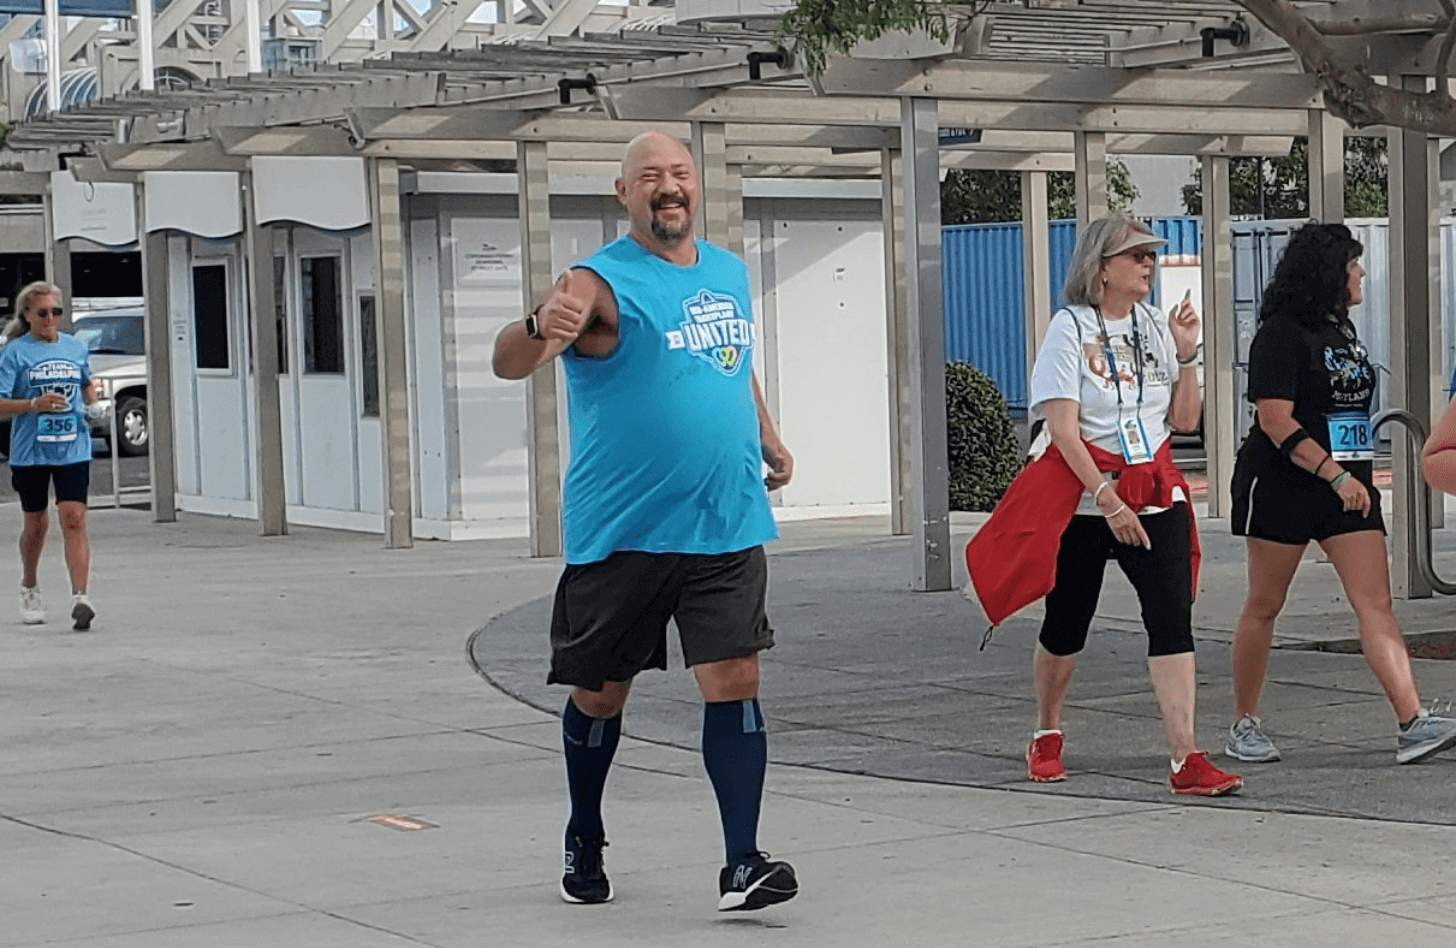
<box><xmin>1093</xmin><ymin>305</ymin><xmax>1144</xmax><ymax>408</ymax></box>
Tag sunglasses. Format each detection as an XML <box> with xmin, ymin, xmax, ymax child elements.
<box><xmin>1112</xmin><ymin>248</ymin><xmax>1158</xmax><ymax>264</ymax></box>
<box><xmin>31</xmin><ymin>308</ymin><xmax>64</xmax><ymax>319</ymax></box>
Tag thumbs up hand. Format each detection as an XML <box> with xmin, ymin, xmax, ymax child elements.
<box><xmin>537</xmin><ymin>268</ymin><xmax>595</xmax><ymax>343</ymax></box>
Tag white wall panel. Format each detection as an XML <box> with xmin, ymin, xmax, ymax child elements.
<box><xmin>167</xmin><ymin>234</ymin><xmax>199</xmax><ymax>495</ymax></box>
<box><xmin>447</xmin><ymin>215</ymin><xmax>530</xmax><ymax>522</ymax></box>
<box><xmin>771</xmin><ymin>220</ymin><xmax>890</xmax><ymax>507</ymax></box>
<box><xmin>409</xmin><ymin>217</ymin><xmax>449</xmax><ymax>521</ymax></box>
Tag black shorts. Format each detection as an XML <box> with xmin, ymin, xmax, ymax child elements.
<box><xmin>11</xmin><ymin>462</ymin><xmax>90</xmax><ymax>513</ymax></box>
<box><xmin>1231</xmin><ymin>463</ymin><xmax>1384</xmax><ymax>546</ymax></box>
<box><xmin>1039</xmin><ymin>505</ymin><xmax>1195</xmax><ymax>658</ymax></box>
<box><xmin>547</xmin><ymin>546</ymin><xmax>774</xmax><ymax>690</ymax></box>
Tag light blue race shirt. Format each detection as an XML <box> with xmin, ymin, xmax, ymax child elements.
<box><xmin>0</xmin><ymin>333</ymin><xmax>93</xmax><ymax>467</ymax></box>
<box><xmin>561</xmin><ymin>236</ymin><xmax>777</xmax><ymax>565</ymax></box>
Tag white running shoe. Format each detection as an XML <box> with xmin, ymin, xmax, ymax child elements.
<box><xmin>19</xmin><ymin>585</ymin><xmax>43</xmax><ymax>624</ymax></box>
<box><xmin>70</xmin><ymin>593</ymin><xmax>95</xmax><ymax>631</ymax></box>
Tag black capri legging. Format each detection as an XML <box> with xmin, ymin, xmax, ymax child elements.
<box><xmin>1038</xmin><ymin>503</ymin><xmax>1194</xmax><ymax>658</ymax></box>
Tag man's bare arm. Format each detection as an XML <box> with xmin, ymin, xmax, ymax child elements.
<box><xmin>752</xmin><ymin>372</ymin><xmax>793</xmax><ymax>490</ymax></box>
<box><xmin>492</xmin><ymin>268</ymin><xmax>602</xmax><ymax>380</ymax></box>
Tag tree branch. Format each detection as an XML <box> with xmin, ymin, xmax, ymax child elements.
<box><xmin>1236</xmin><ymin>0</ymin><xmax>1456</xmax><ymax>134</ymax></box>
<box><xmin>1310</xmin><ymin>15</ymin><xmax>1444</xmax><ymax>36</ymax></box>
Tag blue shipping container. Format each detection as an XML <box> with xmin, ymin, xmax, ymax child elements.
<box><xmin>942</xmin><ymin>216</ymin><xmax>1202</xmax><ymax>410</ymax></box>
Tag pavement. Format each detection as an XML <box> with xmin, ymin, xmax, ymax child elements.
<box><xmin>14</xmin><ymin>503</ymin><xmax>1456</xmax><ymax>946</ymax></box>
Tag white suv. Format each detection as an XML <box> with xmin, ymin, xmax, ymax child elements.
<box><xmin>73</xmin><ymin>308</ymin><xmax>148</xmax><ymax>456</ymax></box>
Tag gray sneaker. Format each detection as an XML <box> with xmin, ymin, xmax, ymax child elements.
<box><xmin>1224</xmin><ymin>714</ymin><xmax>1281</xmax><ymax>762</ymax></box>
<box><xmin>1397</xmin><ymin>709</ymin><xmax>1456</xmax><ymax>764</ymax></box>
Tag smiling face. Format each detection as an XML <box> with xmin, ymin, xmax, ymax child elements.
<box><xmin>616</xmin><ymin>133</ymin><xmax>699</xmax><ymax>253</ymax></box>
<box><xmin>1346</xmin><ymin>257</ymin><xmax>1365</xmax><ymax>307</ymax></box>
<box><xmin>25</xmin><ymin>292</ymin><xmax>62</xmax><ymax>343</ymax></box>
<box><xmin>1099</xmin><ymin>239</ymin><xmax>1157</xmax><ymax>305</ymax></box>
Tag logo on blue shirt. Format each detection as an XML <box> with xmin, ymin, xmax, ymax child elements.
<box><xmin>665</xmin><ymin>289</ymin><xmax>754</xmax><ymax>376</ymax></box>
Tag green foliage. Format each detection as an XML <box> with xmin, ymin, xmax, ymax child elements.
<box><xmin>778</xmin><ymin>0</ymin><xmax>959</xmax><ymax>77</ymax></box>
<box><xmin>941</xmin><ymin>161</ymin><xmax>1139</xmax><ymax>225</ymax></box>
<box><xmin>945</xmin><ymin>362</ymin><xmax>1019</xmax><ymax>512</ymax></box>
<box><xmin>1180</xmin><ymin>137</ymin><xmax>1387</xmax><ymax>218</ymax></box>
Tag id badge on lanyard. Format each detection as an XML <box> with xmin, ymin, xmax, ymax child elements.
<box><xmin>1327</xmin><ymin>410</ymin><xmax>1373</xmax><ymax>461</ymax></box>
<box><xmin>1118</xmin><ymin>411</ymin><xmax>1154</xmax><ymax>464</ymax></box>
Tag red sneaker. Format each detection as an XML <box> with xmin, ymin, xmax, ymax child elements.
<box><xmin>1026</xmin><ymin>732</ymin><xmax>1067</xmax><ymax>783</ymax></box>
<box><xmin>1169</xmin><ymin>751</ymin><xmax>1243</xmax><ymax>796</ymax></box>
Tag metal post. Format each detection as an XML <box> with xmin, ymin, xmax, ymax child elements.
<box><xmin>900</xmin><ymin>97</ymin><xmax>950</xmax><ymax>591</ymax></box>
<box><xmin>1388</xmin><ymin>82</ymin><xmax>1436</xmax><ymax>598</ymax></box>
<box><xmin>881</xmin><ymin>148</ymin><xmax>912</xmax><ymax>536</ymax></box>
<box><xmin>243</xmin><ymin>170</ymin><xmax>287</xmax><ymax>536</ymax></box>
<box><xmin>1200</xmin><ymin>155</ymin><xmax>1235</xmax><ymax>519</ymax></box>
<box><xmin>134</xmin><ymin>0</ymin><xmax>155</xmax><ymax>91</ymax></box>
<box><xmin>370</xmin><ymin>158</ymin><xmax>413</xmax><ymax>548</ymax></box>
<box><xmin>44</xmin><ymin>0</ymin><xmax>61</xmax><ymax>112</ymax></box>
<box><xmin>244</xmin><ymin>0</ymin><xmax>263</xmax><ymax>72</ymax></box>
<box><xmin>691</xmin><ymin>122</ymin><xmax>729</xmax><ymax>247</ymax></box>
<box><xmin>517</xmin><ymin>140</ymin><xmax>562</xmax><ymax>558</ymax></box>
<box><xmin>1073</xmin><ymin>131</ymin><xmax>1108</xmax><ymax>228</ymax></box>
<box><xmin>1021</xmin><ymin>170</ymin><xmax>1052</xmax><ymax>402</ymax></box>
<box><xmin>139</xmin><ymin>191</ymin><xmax>177</xmax><ymax>522</ymax></box>
<box><xmin>1307</xmin><ymin>110</ymin><xmax>1344</xmax><ymax>223</ymax></box>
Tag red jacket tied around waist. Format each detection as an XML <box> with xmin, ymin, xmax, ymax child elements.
<box><xmin>964</xmin><ymin>440</ymin><xmax>1201</xmax><ymax>628</ymax></box>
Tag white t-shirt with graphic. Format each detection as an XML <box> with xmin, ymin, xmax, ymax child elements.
<box><xmin>1028</xmin><ymin>302</ymin><xmax>1184</xmax><ymax>515</ymax></box>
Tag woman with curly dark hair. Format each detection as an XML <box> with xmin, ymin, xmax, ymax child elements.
<box><xmin>1225</xmin><ymin>222</ymin><xmax>1456</xmax><ymax>766</ymax></box>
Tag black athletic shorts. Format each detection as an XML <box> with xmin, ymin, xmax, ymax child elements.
<box><xmin>11</xmin><ymin>462</ymin><xmax>90</xmax><ymax>513</ymax></box>
<box><xmin>547</xmin><ymin>546</ymin><xmax>774</xmax><ymax>691</ymax></box>
<box><xmin>1231</xmin><ymin>464</ymin><xmax>1384</xmax><ymax>546</ymax></box>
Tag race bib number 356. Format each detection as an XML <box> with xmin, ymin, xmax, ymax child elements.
<box><xmin>36</xmin><ymin>413</ymin><xmax>77</xmax><ymax>443</ymax></box>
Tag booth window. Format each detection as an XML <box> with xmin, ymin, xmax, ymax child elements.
<box><xmin>192</xmin><ymin>263</ymin><xmax>229</xmax><ymax>371</ymax></box>
<box><xmin>273</xmin><ymin>256</ymin><xmax>289</xmax><ymax>374</ymax></box>
<box><xmin>359</xmin><ymin>294</ymin><xmax>379</xmax><ymax>418</ymax></box>
<box><xmin>301</xmin><ymin>256</ymin><xmax>344</xmax><ymax>374</ymax></box>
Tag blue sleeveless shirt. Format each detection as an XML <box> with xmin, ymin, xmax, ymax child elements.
<box><xmin>562</xmin><ymin>236</ymin><xmax>777</xmax><ymax>565</ymax></box>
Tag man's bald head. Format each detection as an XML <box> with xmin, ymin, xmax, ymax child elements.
<box><xmin>620</xmin><ymin>132</ymin><xmax>694</xmax><ymax>180</ymax></box>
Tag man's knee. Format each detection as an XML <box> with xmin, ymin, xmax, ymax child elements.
<box><xmin>571</xmin><ymin>680</ymin><xmax>631</xmax><ymax>719</ymax></box>
<box><xmin>56</xmin><ymin>503</ymin><xmax>86</xmax><ymax>533</ymax></box>
<box><xmin>694</xmin><ymin>653</ymin><xmax>760</xmax><ymax>702</ymax></box>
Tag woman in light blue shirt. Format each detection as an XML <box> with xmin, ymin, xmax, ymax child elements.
<box><xmin>0</xmin><ymin>281</ymin><xmax>100</xmax><ymax>630</ymax></box>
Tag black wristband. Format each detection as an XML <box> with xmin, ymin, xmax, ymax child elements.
<box><xmin>1278</xmin><ymin>427</ymin><xmax>1310</xmax><ymax>458</ymax></box>
<box><xmin>524</xmin><ymin>308</ymin><xmax>544</xmax><ymax>340</ymax></box>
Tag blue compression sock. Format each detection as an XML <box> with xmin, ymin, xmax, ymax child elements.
<box><xmin>702</xmin><ymin>698</ymin><xmax>768</xmax><ymax>865</ymax></box>
<box><xmin>562</xmin><ymin>698</ymin><xmax>621</xmax><ymax>841</ymax></box>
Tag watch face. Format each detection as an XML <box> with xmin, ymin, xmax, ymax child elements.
<box><xmin>525</xmin><ymin>313</ymin><xmax>540</xmax><ymax>338</ymax></box>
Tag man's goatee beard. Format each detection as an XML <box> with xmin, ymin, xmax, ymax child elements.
<box><xmin>651</xmin><ymin>218</ymin><xmax>691</xmax><ymax>246</ymax></box>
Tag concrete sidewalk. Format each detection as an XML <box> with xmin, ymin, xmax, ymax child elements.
<box><xmin>11</xmin><ymin>509</ymin><xmax>1456</xmax><ymax>947</ymax></box>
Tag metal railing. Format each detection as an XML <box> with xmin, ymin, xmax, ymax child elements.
<box><xmin>1371</xmin><ymin>408</ymin><xmax>1456</xmax><ymax>595</ymax></box>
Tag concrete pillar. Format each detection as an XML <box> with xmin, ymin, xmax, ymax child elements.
<box><xmin>1021</xmin><ymin>170</ymin><xmax>1052</xmax><ymax>397</ymax></box>
<box><xmin>1387</xmin><ymin>81</ymin><xmax>1438</xmax><ymax>599</ymax></box>
<box><xmin>243</xmin><ymin>169</ymin><xmax>287</xmax><ymax>536</ymax></box>
<box><xmin>369</xmin><ymin>158</ymin><xmax>413</xmax><ymax>549</ymax></box>
<box><xmin>42</xmin><ymin>188</ymin><xmax>72</xmax><ymax>328</ymax></box>
<box><xmin>517</xmin><ymin>139</ymin><xmax>562</xmax><ymax>558</ymax></box>
<box><xmin>1307</xmin><ymin>110</ymin><xmax>1345</xmax><ymax>223</ymax></box>
<box><xmin>137</xmin><ymin>184</ymin><xmax>177</xmax><ymax>523</ymax></box>
<box><xmin>1200</xmin><ymin>155</ymin><xmax>1236</xmax><ymax>519</ymax></box>
<box><xmin>725</xmin><ymin>162</ymin><xmax>745</xmax><ymax>258</ymax></box>
<box><xmin>900</xmin><ymin>97</ymin><xmax>950</xmax><ymax>591</ymax></box>
<box><xmin>691</xmin><ymin>122</ymin><xmax>730</xmax><ymax>247</ymax></box>
<box><xmin>882</xmin><ymin>148</ymin><xmax>912</xmax><ymax>536</ymax></box>
<box><xmin>1073</xmin><ymin>131</ymin><xmax>1108</xmax><ymax>229</ymax></box>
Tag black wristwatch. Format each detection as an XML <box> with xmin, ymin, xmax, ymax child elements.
<box><xmin>524</xmin><ymin>309</ymin><xmax>544</xmax><ymax>340</ymax></box>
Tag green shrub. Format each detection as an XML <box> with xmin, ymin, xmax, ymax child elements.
<box><xmin>946</xmin><ymin>362</ymin><xmax>1020</xmax><ymax>512</ymax></box>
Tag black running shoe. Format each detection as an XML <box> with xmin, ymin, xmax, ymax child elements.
<box><xmin>560</xmin><ymin>833</ymin><xmax>612</xmax><ymax>904</ymax></box>
<box><xmin>717</xmin><ymin>851</ymin><xmax>797</xmax><ymax>911</ymax></box>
